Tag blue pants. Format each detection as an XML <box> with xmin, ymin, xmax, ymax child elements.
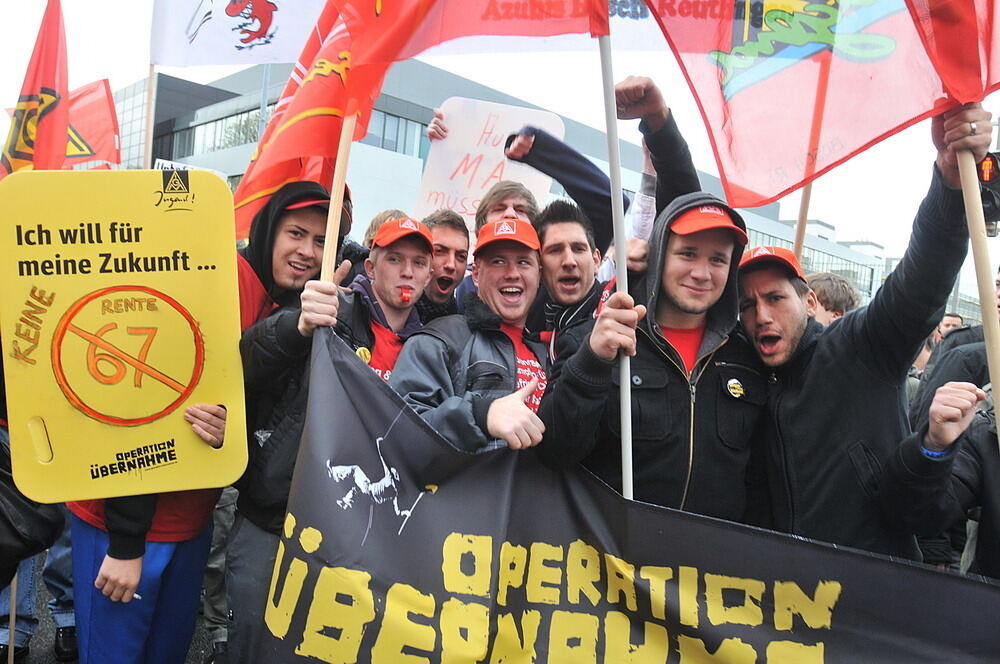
<box><xmin>0</xmin><ymin>509</ymin><xmax>75</xmax><ymax>647</ymax></box>
<box><xmin>71</xmin><ymin>515</ymin><xmax>211</xmax><ymax>664</ymax></box>
<box><xmin>0</xmin><ymin>426</ymin><xmax>75</xmax><ymax>647</ymax></box>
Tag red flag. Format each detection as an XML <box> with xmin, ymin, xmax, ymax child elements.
<box><xmin>646</xmin><ymin>0</ymin><xmax>1000</xmax><ymax>208</ymax></box>
<box><xmin>235</xmin><ymin>1</ymin><xmax>610</xmax><ymax>239</ymax></box>
<box><xmin>64</xmin><ymin>80</ymin><xmax>121</xmax><ymax>167</ymax></box>
<box><xmin>331</xmin><ymin>0</ymin><xmax>609</xmax><ymax>105</ymax></box>
<box><xmin>233</xmin><ymin>8</ymin><xmax>385</xmax><ymax>239</ymax></box>
<box><xmin>1</xmin><ymin>0</ymin><xmax>68</xmax><ymax>179</ymax></box>
<box><xmin>904</xmin><ymin>0</ymin><xmax>998</xmax><ymax>104</ymax></box>
<box><xmin>326</xmin><ymin>0</ymin><xmax>610</xmax><ymax>131</ymax></box>
<box><xmin>332</xmin><ymin>0</ymin><xmax>609</xmax><ymax>69</ymax></box>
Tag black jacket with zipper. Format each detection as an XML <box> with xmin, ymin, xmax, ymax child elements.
<box><xmin>237</xmin><ymin>280</ymin><xmax>394</xmax><ymax>535</ymax></box>
<box><xmin>536</xmin><ymin>191</ymin><xmax>769</xmax><ymax>524</ymax></box>
<box><xmin>881</xmin><ymin>412</ymin><xmax>1000</xmax><ymax>579</ymax></box>
<box><xmin>759</xmin><ymin>166</ymin><xmax>967</xmax><ymax>559</ymax></box>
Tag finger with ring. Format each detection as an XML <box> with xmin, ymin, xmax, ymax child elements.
<box><xmin>971</xmin><ymin>121</ymin><xmax>978</xmax><ymax>136</ymax></box>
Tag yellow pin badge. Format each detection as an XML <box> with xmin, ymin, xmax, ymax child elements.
<box><xmin>727</xmin><ymin>378</ymin><xmax>745</xmax><ymax>399</ymax></box>
<box><xmin>0</xmin><ymin>170</ymin><xmax>247</xmax><ymax>502</ymax></box>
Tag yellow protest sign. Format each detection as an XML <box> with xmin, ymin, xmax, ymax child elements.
<box><xmin>0</xmin><ymin>170</ymin><xmax>247</xmax><ymax>502</ymax></box>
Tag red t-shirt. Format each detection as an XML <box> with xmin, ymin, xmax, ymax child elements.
<box><xmin>661</xmin><ymin>325</ymin><xmax>706</xmax><ymax>376</ymax></box>
<box><xmin>368</xmin><ymin>321</ymin><xmax>404</xmax><ymax>382</ymax></box>
<box><xmin>67</xmin><ymin>488</ymin><xmax>220</xmax><ymax>543</ymax></box>
<box><xmin>500</xmin><ymin>324</ymin><xmax>547</xmax><ymax>413</ymax></box>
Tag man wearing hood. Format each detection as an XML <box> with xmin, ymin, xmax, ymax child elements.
<box><xmin>534</xmin><ymin>76</ymin><xmax>701</xmax><ymax>358</ymax></box>
<box><xmin>236</xmin><ymin>181</ymin><xmax>352</xmax><ymax>324</ymax></box>
<box><xmin>537</xmin><ymin>193</ymin><xmax>768</xmax><ymax>524</ymax></box>
<box><xmin>229</xmin><ymin>216</ymin><xmax>431</xmax><ymax>661</ymax></box>
<box><xmin>227</xmin><ymin>181</ymin><xmax>354</xmax><ymax>663</ymax></box>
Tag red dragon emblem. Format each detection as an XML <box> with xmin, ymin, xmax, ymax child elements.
<box><xmin>225</xmin><ymin>0</ymin><xmax>278</xmax><ymax>47</ymax></box>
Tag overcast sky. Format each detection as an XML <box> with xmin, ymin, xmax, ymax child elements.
<box><xmin>4</xmin><ymin>1</ymin><xmax>1000</xmax><ymax>297</ymax></box>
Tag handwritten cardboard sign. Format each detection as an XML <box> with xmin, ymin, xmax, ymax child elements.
<box><xmin>412</xmin><ymin>97</ymin><xmax>565</xmax><ymax>233</ymax></box>
<box><xmin>0</xmin><ymin>170</ymin><xmax>247</xmax><ymax>502</ymax></box>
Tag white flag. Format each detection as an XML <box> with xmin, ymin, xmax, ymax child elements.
<box><xmin>150</xmin><ymin>0</ymin><xmax>325</xmax><ymax>66</ymax></box>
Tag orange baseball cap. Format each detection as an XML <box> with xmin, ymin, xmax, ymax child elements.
<box><xmin>474</xmin><ymin>217</ymin><xmax>540</xmax><ymax>256</ymax></box>
<box><xmin>372</xmin><ymin>217</ymin><xmax>433</xmax><ymax>251</ymax></box>
<box><xmin>672</xmin><ymin>205</ymin><xmax>748</xmax><ymax>245</ymax></box>
<box><xmin>739</xmin><ymin>245</ymin><xmax>806</xmax><ymax>280</ymax></box>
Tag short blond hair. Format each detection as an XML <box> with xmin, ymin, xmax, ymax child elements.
<box><xmin>806</xmin><ymin>272</ymin><xmax>860</xmax><ymax>315</ymax></box>
<box><xmin>474</xmin><ymin>181</ymin><xmax>538</xmax><ymax>232</ymax></box>
<box><xmin>363</xmin><ymin>209</ymin><xmax>408</xmax><ymax>248</ymax></box>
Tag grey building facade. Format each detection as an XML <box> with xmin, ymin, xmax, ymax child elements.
<box><xmin>110</xmin><ymin>60</ymin><xmax>885</xmax><ymax>301</ymax></box>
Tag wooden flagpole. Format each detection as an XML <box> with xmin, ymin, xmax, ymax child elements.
<box><xmin>142</xmin><ymin>64</ymin><xmax>158</xmax><ymax>169</ymax></box>
<box><xmin>793</xmin><ymin>183</ymin><xmax>813</xmax><ymax>259</ymax></box>
<box><xmin>957</xmin><ymin>149</ymin><xmax>1000</xmax><ymax>452</ymax></box>
<box><xmin>320</xmin><ymin>105</ymin><xmax>358</xmax><ymax>282</ymax></box>
<box><xmin>597</xmin><ymin>34</ymin><xmax>634</xmax><ymax>500</ymax></box>
<box><xmin>792</xmin><ymin>52</ymin><xmax>832</xmax><ymax>260</ymax></box>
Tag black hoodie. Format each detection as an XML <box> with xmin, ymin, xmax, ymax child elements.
<box><xmin>239</xmin><ymin>180</ymin><xmax>334</xmax><ymax>309</ymax></box>
<box><xmin>537</xmin><ymin>192</ymin><xmax>769</xmax><ymax>524</ymax></box>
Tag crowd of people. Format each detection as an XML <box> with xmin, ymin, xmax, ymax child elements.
<box><xmin>1</xmin><ymin>76</ymin><xmax>997</xmax><ymax>663</ymax></box>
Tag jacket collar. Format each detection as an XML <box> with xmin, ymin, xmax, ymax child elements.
<box><xmin>547</xmin><ymin>280</ymin><xmax>603</xmax><ymax>332</ymax></box>
<box><xmin>774</xmin><ymin>317</ymin><xmax>824</xmax><ymax>377</ymax></box>
<box><xmin>349</xmin><ymin>274</ymin><xmax>423</xmax><ymax>338</ymax></box>
<box><xmin>461</xmin><ymin>292</ymin><xmax>504</xmax><ymax>333</ymax></box>
<box><xmin>416</xmin><ymin>292</ymin><xmax>458</xmax><ymax>323</ymax></box>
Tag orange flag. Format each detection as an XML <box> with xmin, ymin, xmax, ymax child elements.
<box><xmin>63</xmin><ymin>80</ymin><xmax>121</xmax><ymax>168</ymax></box>
<box><xmin>1</xmin><ymin>0</ymin><xmax>69</xmax><ymax>179</ymax></box>
<box><xmin>233</xmin><ymin>7</ymin><xmax>386</xmax><ymax>240</ymax></box>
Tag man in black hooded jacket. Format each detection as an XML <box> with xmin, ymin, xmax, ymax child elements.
<box><xmin>227</xmin><ymin>181</ymin><xmax>353</xmax><ymax>664</ymax></box>
<box><xmin>537</xmin><ymin>192</ymin><xmax>768</xmax><ymax>524</ymax></box>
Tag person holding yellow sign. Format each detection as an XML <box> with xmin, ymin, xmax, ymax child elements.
<box><xmin>66</xmin><ymin>404</ymin><xmax>225</xmax><ymax>664</ymax></box>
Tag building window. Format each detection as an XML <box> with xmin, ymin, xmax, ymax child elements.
<box><xmin>358</xmin><ymin>109</ymin><xmax>427</xmax><ymax>158</ymax></box>
<box><xmin>158</xmin><ymin>104</ymin><xmax>427</xmax><ymax>162</ymax></box>
<box><xmin>746</xmin><ymin>229</ymin><xmax>876</xmax><ymax>302</ymax></box>
<box><xmin>362</xmin><ymin>110</ymin><xmax>385</xmax><ymax>148</ymax></box>
<box><xmin>383</xmin><ymin>114</ymin><xmax>399</xmax><ymax>152</ymax></box>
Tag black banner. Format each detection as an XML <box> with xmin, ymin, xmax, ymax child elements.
<box><xmin>258</xmin><ymin>328</ymin><xmax>1000</xmax><ymax>662</ymax></box>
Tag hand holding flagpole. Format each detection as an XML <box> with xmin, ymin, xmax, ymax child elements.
<box><xmin>946</xmin><ymin>105</ymin><xmax>1000</xmax><ymax>453</ymax></box>
<box><xmin>597</xmin><ymin>34</ymin><xmax>635</xmax><ymax>500</ymax></box>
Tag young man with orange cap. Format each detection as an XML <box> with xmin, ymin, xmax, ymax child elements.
<box><xmin>736</xmin><ymin>104</ymin><xmax>993</xmax><ymax>558</ymax></box>
<box><xmin>329</xmin><ymin>216</ymin><xmax>434</xmax><ymax>381</ymax></box>
<box><xmin>536</xmin><ymin>192</ymin><xmax>768</xmax><ymax>525</ymax></box>
<box><xmin>390</xmin><ymin>218</ymin><xmax>549</xmax><ymax>452</ymax></box>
